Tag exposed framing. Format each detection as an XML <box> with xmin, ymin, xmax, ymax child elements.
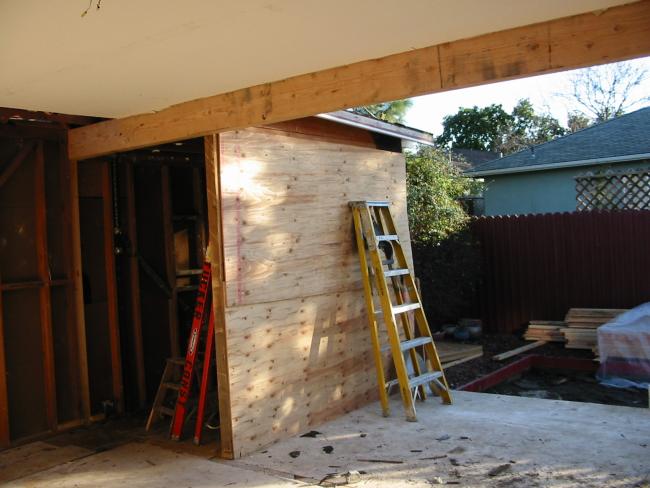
<box><xmin>68</xmin><ymin>1</ymin><xmax>650</xmax><ymax>160</ymax></box>
<box><xmin>203</xmin><ymin>134</ymin><xmax>233</xmax><ymax>459</ymax></box>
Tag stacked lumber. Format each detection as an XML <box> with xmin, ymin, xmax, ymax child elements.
<box><xmin>562</xmin><ymin>308</ymin><xmax>627</xmax><ymax>351</ymax></box>
<box><xmin>524</xmin><ymin>321</ymin><xmax>566</xmax><ymax>342</ymax></box>
<box><xmin>564</xmin><ymin>308</ymin><xmax>627</xmax><ymax>328</ymax></box>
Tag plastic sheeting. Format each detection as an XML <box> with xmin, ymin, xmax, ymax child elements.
<box><xmin>597</xmin><ymin>302</ymin><xmax>650</xmax><ymax>389</ymax></box>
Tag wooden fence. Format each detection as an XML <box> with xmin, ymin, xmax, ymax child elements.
<box><xmin>471</xmin><ymin>210</ymin><xmax>650</xmax><ymax>333</ymax></box>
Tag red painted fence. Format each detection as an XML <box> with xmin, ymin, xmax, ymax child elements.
<box><xmin>471</xmin><ymin>210</ymin><xmax>650</xmax><ymax>333</ymax></box>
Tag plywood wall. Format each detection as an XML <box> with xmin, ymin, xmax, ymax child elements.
<box><xmin>219</xmin><ymin>126</ymin><xmax>410</xmax><ymax>457</ymax></box>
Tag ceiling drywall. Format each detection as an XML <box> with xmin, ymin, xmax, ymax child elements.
<box><xmin>0</xmin><ymin>0</ymin><xmax>635</xmax><ymax>118</ymax></box>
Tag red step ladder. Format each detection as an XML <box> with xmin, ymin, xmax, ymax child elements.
<box><xmin>167</xmin><ymin>261</ymin><xmax>216</xmax><ymax>444</ymax></box>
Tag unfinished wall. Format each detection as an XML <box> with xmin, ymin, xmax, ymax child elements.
<box><xmin>218</xmin><ymin>123</ymin><xmax>411</xmax><ymax>457</ymax></box>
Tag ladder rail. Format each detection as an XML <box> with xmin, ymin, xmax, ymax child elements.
<box><xmin>352</xmin><ymin>209</ymin><xmax>391</xmax><ymax>417</ymax></box>
<box><xmin>349</xmin><ymin>200</ymin><xmax>453</xmax><ymax>421</ymax></box>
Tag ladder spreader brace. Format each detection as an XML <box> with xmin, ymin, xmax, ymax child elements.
<box><xmin>349</xmin><ymin>200</ymin><xmax>452</xmax><ymax>421</ymax></box>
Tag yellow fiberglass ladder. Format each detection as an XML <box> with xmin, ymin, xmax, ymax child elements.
<box><xmin>349</xmin><ymin>200</ymin><xmax>452</xmax><ymax>421</ymax></box>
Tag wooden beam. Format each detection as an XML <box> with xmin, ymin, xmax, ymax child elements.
<box><xmin>0</xmin><ymin>271</ymin><xmax>9</xmax><ymax>447</ymax></box>
<box><xmin>492</xmin><ymin>341</ymin><xmax>547</xmax><ymax>361</ymax></box>
<box><xmin>69</xmin><ymin>158</ymin><xmax>92</xmax><ymax>421</ymax></box>
<box><xmin>0</xmin><ymin>107</ymin><xmax>103</xmax><ymax>127</ymax></box>
<box><xmin>33</xmin><ymin>141</ymin><xmax>58</xmax><ymax>432</ymax></box>
<box><xmin>160</xmin><ymin>166</ymin><xmax>180</xmax><ymax>358</ymax></box>
<box><xmin>68</xmin><ymin>1</ymin><xmax>650</xmax><ymax>160</ymax></box>
<box><xmin>59</xmin><ymin>142</ymin><xmax>84</xmax><ymax>422</ymax></box>
<box><xmin>204</xmin><ymin>134</ymin><xmax>234</xmax><ymax>459</ymax></box>
<box><xmin>0</xmin><ymin>142</ymin><xmax>36</xmax><ymax>189</ymax></box>
<box><xmin>125</xmin><ymin>162</ymin><xmax>147</xmax><ymax>408</ymax></box>
<box><xmin>101</xmin><ymin>162</ymin><xmax>124</xmax><ymax>413</ymax></box>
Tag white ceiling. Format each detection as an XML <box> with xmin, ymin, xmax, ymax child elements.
<box><xmin>0</xmin><ymin>0</ymin><xmax>633</xmax><ymax>118</ymax></box>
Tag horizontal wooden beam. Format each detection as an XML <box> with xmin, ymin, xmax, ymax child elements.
<box><xmin>68</xmin><ymin>1</ymin><xmax>650</xmax><ymax>160</ymax></box>
<box><xmin>0</xmin><ymin>107</ymin><xmax>103</xmax><ymax>127</ymax></box>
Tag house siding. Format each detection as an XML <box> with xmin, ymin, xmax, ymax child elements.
<box><xmin>483</xmin><ymin>160</ymin><xmax>650</xmax><ymax>216</ymax></box>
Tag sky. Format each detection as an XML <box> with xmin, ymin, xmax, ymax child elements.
<box><xmin>404</xmin><ymin>56</ymin><xmax>650</xmax><ymax>137</ymax></box>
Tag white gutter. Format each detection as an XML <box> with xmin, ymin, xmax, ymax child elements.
<box><xmin>466</xmin><ymin>152</ymin><xmax>650</xmax><ymax>177</ymax></box>
<box><xmin>316</xmin><ymin>112</ymin><xmax>435</xmax><ymax>146</ymax></box>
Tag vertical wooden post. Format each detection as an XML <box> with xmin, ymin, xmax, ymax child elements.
<box><xmin>59</xmin><ymin>141</ymin><xmax>82</xmax><ymax>421</ymax></box>
<box><xmin>69</xmin><ymin>158</ymin><xmax>92</xmax><ymax>422</ymax></box>
<box><xmin>101</xmin><ymin>163</ymin><xmax>124</xmax><ymax>413</ymax></box>
<box><xmin>160</xmin><ymin>166</ymin><xmax>179</xmax><ymax>358</ymax></box>
<box><xmin>0</xmin><ymin>273</ymin><xmax>9</xmax><ymax>447</ymax></box>
<box><xmin>125</xmin><ymin>163</ymin><xmax>146</xmax><ymax>408</ymax></box>
<box><xmin>204</xmin><ymin>134</ymin><xmax>234</xmax><ymax>458</ymax></box>
<box><xmin>34</xmin><ymin>141</ymin><xmax>58</xmax><ymax>431</ymax></box>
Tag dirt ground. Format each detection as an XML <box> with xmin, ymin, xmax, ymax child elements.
<box><xmin>487</xmin><ymin>368</ymin><xmax>648</xmax><ymax>408</ymax></box>
<box><xmin>443</xmin><ymin>334</ymin><xmax>593</xmax><ymax>388</ymax></box>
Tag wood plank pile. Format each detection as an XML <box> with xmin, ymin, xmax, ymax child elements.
<box><xmin>436</xmin><ymin>342</ymin><xmax>483</xmax><ymax>366</ymax></box>
<box><xmin>524</xmin><ymin>321</ymin><xmax>566</xmax><ymax>342</ymax></box>
<box><xmin>561</xmin><ymin>308</ymin><xmax>627</xmax><ymax>352</ymax></box>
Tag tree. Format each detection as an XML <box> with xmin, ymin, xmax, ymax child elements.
<box><xmin>436</xmin><ymin>104</ymin><xmax>511</xmax><ymax>152</ymax></box>
<box><xmin>563</xmin><ymin>61</ymin><xmax>649</xmax><ymax>122</ymax></box>
<box><xmin>406</xmin><ymin>145</ymin><xmax>483</xmax><ymax>324</ymax></box>
<box><xmin>500</xmin><ymin>99</ymin><xmax>566</xmax><ymax>154</ymax></box>
<box><xmin>352</xmin><ymin>99</ymin><xmax>413</xmax><ymax>124</ymax></box>
<box><xmin>437</xmin><ymin>99</ymin><xmax>565</xmax><ymax>155</ymax></box>
<box><xmin>567</xmin><ymin>112</ymin><xmax>591</xmax><ymax>133</ymax></box>
<box><xmin>405</xmin><ymin>145</ymin><xmax>481</xmax><ymax>244</ymax></box>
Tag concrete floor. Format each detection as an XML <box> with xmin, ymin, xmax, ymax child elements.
<box><xmin>3</xmin><ymin>392</ymin><xmax>649</xmax><ymax>487</ymax></box>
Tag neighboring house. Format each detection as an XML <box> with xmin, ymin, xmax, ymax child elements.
<box><xmin>465</xmin><ymin>107</ymin><xmax>650</xmax><ymax>216</ymax></box>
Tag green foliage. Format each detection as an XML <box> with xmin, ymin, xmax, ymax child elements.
<box><xmin>436</xmin><ymin>104</ymin><xmax>511</xmax><ymax>152</ymax></box>
<box><xmin>436</xmin><ymin>99</ymin><xmax>566</xmax><ymax>155</ymax></box>
<box><xmin>567</xmin><ymin>112</ymin><xmax>591</xmax><ymax>133</ymax></box>
<box><xmin>352</xmin><ymin>99</ymin><xmax>413</xmax><ymax>123</ymax></box>
<box><xmin>405</xmin><ymin>145</ymin><xmax>481</xmax><ymax>244</ymax></box>
<box><xmin>406</xmin><ymin>145</ymin><xmax>483</xmax><ymax>324</ymax></box>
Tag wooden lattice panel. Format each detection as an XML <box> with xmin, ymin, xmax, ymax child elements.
<box><xmin>575</xmin><ymin>168</ymin><xmax>650</xmax><ymax>211</ymax></box>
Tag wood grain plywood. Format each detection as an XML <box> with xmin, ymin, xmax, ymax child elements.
<box><xmin>219</xmin><ymin>128</ymin><xmax>411</xmax><ymax>308</ymax></box>
<box><xmin>220</xmin><ymin>127</ymin><xmax>411</xmax><ymax>456</ymax></box>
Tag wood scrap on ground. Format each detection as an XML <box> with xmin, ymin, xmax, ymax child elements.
<box><xmin>436</xmin><ymin>342</ymin><xmax>483</xmax><ymax>368</ymax></box>
<box><xmin>492</xmin><ymin>341</ymin><xmax>547</xmax><ymax>361</ymax></box>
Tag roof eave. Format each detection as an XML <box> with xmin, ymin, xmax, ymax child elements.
<box><xmin>317</xmin><ymin>111</ymin><xmax>435</xmax><ymax>146</ymax></box>
<box><xmin>465</xmin><ymin>152</ymin><xmax>650</xmax><ymax>177</ymax></box>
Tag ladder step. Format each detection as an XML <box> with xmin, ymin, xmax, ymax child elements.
<box><xmin>384</xmin><ymin>268</ymin><xmax>410</xmax><ymax>277</ymax></box>
<box><xmin>399</xmin><ymin>336</ymin><xmax>433</xmax><ymax>351</ymax></box>
<box><xmin>163</xmin><ymin>382</ymin><xmax>181</xmax><ymax>391</ymax></box>
<box><xmin>392</xmin><ymin>303</ymin><xmax>421</xmax><ymax>314</ymax></box>
<box><xmin>176</xmin><ymin>268</ymin><xmax>203</xmax><ymax>277</ymax></box>
<box><xmin>381</xmin><ymin>336</ymin><xmax>433</xmax><ymax>353</ymax></box>
<box><xmin>159</xmin><ymin>406</ymin><xmax>175</xmax><ymax>416</ymax></box>
<box><xmin>376</xmin><ymin>235</ymin><xmax>399</xmax><ymax>242</ymax></box>
<box><xmin>408</xmin><ymin>370</ymin><xmax>444</xmax><ymax>389</ymax></box>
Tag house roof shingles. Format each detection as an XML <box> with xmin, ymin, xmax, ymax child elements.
<box><xmin>467</xmin><ymin>106</ymin><xmax>650</xmax><ymax>176</ymax></box>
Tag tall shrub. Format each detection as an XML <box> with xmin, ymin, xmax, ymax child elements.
<box><xmin>406</xmin><ymin>146</ymin><xmax>482</xmax><ymax>325</ymax></box>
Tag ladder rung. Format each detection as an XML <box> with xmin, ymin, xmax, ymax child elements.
<box><xmin>384</xmin><ymin>268</ymin><xmax>410</xmax><ymax>277</ymax></box>
<box><xmin>408</xmin><ymin>371</ymin><xmax>444</xmax><ymax>389</ymax></box>
<box><xmin>159</xmin><ymin>406</ymin><xmax>175</xmax><ymax>416</ymax></box>
<box><xmin>376</xmin><ymin>235</ymin><xmax>398</xmax><ymax>242</ymax></box>
<box><xmin>392</xmin><ymin>303</ymin><xmax>421</xmax><ymax>314</ymax></box>
<box><xmin>380</xmin><ymin>336</ymin><xmax>433</xmax><ymax>353</ymax></box>
<box><xmin>163</xmin><ymin>382</ymin><xmax>181</xmax><ymax>391</ymax></box>
<box><xmin>366</xmin><ymin>201</ymin><xmax>390</xmax><ymax>207</ymax></box>
<box><xmin>399</xmin><ymin>336</ymin><xmax>433</xmax><ymax>351</ymax></box>
<box><xmin>176</xmin><ymin>268</ymin><xmax>203</xmax><ymax>277</ymax></box>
